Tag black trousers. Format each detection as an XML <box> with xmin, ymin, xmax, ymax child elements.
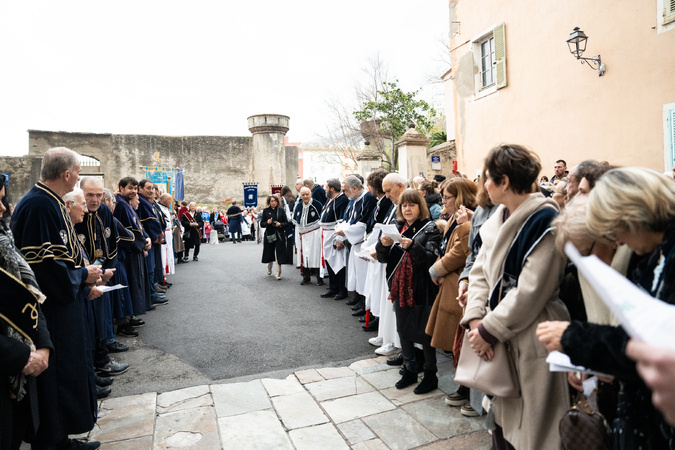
<box><xmin>394</xmin><ymin>302</ymin><xmax>437</xmax><ymax>372</ymax></box>
<box><xmin>185</xmin><ymin>241</ymin><xmax>200</xmax><ymax>258</ymax></box>
<box><xmin>326</xmin><ymin>262</ymin><xmax>346</xmax><ymax>295</ymax></box>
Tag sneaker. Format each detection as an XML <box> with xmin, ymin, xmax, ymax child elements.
<box><xmin>375</xmin><ymin>343</ymin><xmax>399</xmax><ymax>356</ymax></box>
<box><xmin>96</xmin><ymin>358</ymin><xmax>129</xmax><ymax>376</ymax></box>
<box><xmin>368</xmin><ymin>336</ymin><xmax>383</xmax><ymax>347</ymax></box>
<box><xmin>445</xmin><ymin>391</ymin><xmax>469</xmax><ymax>407</ymax></box>
<box><xmin>154</xmin><ymin>283</ymin><xmax>168</xmax><ymax>293</ymax></box>
<box><xmin>460</xmin><ymin>401</ymin><xmax>480</xmax><ymax>417</ymax></box>
<box><xmin>105</xmin><ymin>341</ymin><xmax>129</xmax><ymax>353</ymax></box>
<box><xmin>152</xmin><ymin>296</ymin><xmax>169</xmax><ymax>306</ymax></box>
<box><xmin>57</xmin><ymin>438</ymin><xmax>101</xmax><ymax>450</ymax></box>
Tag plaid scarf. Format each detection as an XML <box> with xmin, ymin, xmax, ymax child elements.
<box><xmin>388</xmin><ymin>252</ymin><xmax>414</xmax><ymax>307</ymax></box>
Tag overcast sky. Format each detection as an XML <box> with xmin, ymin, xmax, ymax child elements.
<box><xmin>0</xmin><ymin>1</ymin><xmax>449</xmax><ymax>157</ymax></box>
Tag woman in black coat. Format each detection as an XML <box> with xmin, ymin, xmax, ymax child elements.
<box><xmin>376</xmin><ymin>188</ymin><xmax>441</xmax><ymax>395</ymax></box>
<box><xmin>181</xmin><ymin>202</ymin><xmax>203</xmax><ymax>261</ymax></box>
<box><xmin>260</xmin><ymin>195</ymin><xmax>289</xmax><ymax>280</ymax></box>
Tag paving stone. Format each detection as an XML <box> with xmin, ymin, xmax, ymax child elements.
<box><xmin>321</xmin><ymin>391</ymin><xmax>396</xmax><ymax>424</ymax></box>
<box><xmin>402</xmin><ymin>397</ymin><xmax>483</xmax><ymax>439</ymax></box>
<box><xmin>418</xmin><ymin>430</ymin><xmax>491</xmax><ymax>450</ymax></box>
<box><xmin>211</xmin><ymin>380</ymin><xmax>272</xmax><ymax>418</ymax></box>
<box><xmin>305</xmin><ymin>376</ymin><xmax>374</xmax><ymax>402</ymax></box>
<box><xmin>90</xmin><ymin>392</ymin><xmax>156</xmax><ymax>442</ymax></box>
<box><xmin>316</xmin><ymin>366</ymin><xmax>355</xmax><ymax>379</ymax></box>
<box><xmin>157</xmin><ymin>385</ymin><xmax>212</xmax><ymax>414</ymax></box>
<box><xmin>261</xmin><ymin>374</ymin><xmax>305</xmax><ymax>397</ymax></box>
<box><xmin>373</xmin><ymin>356</ymin><xmax>390</xmax><ymax>364</ymax></box>
<box><xmin>362</xmin><ymin>409</ymin><xmax>437</xmax><ymax>450</ymax></box>
<box><xmin>353</xmin><ymin>363</ymin><xmax>393</xmax><ymax>376</ymax></box>
<box><xmin>351</xmin><ymin>439</ymin><xmax>390</xmax><ymax>450</ymax></box>
<box><xmin>218</xmin><ymin>410</ymin><xmax>293</xmax><ymax>449</ymax></box>
<box><xmin>437</xmin><ymin>369</ymin><xmax>460</xmax><ymax>395</ymax></box>
<box><xmin>95</xmin><ymin>435</ymin><xmax>153</xmax><ymax>449</ymax></box>
<box><xmin>154</xmin><ymin>405</ymin><xmax>220</xmax><ymax>449</ymax></box>
<box><xmin>337</xmin><ymin>419</ymin><xmax>375</xmax><ymax>445</ymax></box>
<box><xmin>295</xmin><ymin>368</ymin><xmax>324</xmax><ymax>384</ymax></box>
<box><xmin>360</xmin><ymin>367</ymin><xmax>414</xmax><ymax>390</ymax></box>
<box><xmin>271</xmin><ymin>390</ymin><xmax>328</xmax><ymax>430</ymax></box>
<box><xmin>379</xmin><ymin>386</ymin><xmax>445</xmax><ymax>406</ymax></box>
<box><xmin>349</xmin><ymin>358</ymin><xmax>380</xmax><ymax>371</ymax></box>
<box><xmin>288</xmin><ymin>423</ymin><xmax>349</xmax><ymax>450</ymax></box>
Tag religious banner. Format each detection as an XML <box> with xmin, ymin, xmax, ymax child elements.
<box><xmin>143</xmin><ymin>166</ymin><xmax>176</xmax><ymax>197</ymax></box>
<box><xmin>243</xmin><ymin>183</ymin><xmax>258</xmax><ymax>208</ymax></box>
<box><xmin>174</xmin><ymin>169</ymin><xmax>184</xmax><ymax>201</ymax></box>
<box><xmin>271</xmin><ymin>185</ymin><xmax>283</xmax><ymax>195</ymax></box>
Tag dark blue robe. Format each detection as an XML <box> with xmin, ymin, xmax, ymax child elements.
<box><xmin>10</xmin><ymin>182</ymin><xmax>97</xmax><ymax>444</ymax></box>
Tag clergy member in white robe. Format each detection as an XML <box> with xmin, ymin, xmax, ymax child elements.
<box><xmin>292</xmin><ymin>187</ymin><xmax>324</xmax><ymax>285</ymax></box>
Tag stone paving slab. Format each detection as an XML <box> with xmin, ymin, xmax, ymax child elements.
<box><xmin>305</xmin><ymin>376</ymin><xmax>374</xmax><ymax>402</ymax></box>
<box><xmin>261</xmin><ymin>374</ymin><xmax>305</xmax><ymax>397</ymax></box>
<box><xmin>401</xmin><ymin>397</ymin><xmax>483</xmax><ymax>439</ymax></box>
<box><xmin>289</xmin><ymin>423</ymin><xmax>350</xmax><ymax>450</ymax></box>
<box><xmin>321</xmin><ymin>391</ymin><xmax>397</xmax><ymax>424</ymax></box>
<box><xmin>271</xmin><ymin>390</ymin><xmax>328</xmax><ymax>430</ymax></box>
<box><xmin>154</xmin><ymin>405</ymin><xmax>220</xmax><ymax>449</ymax></box>
<box><xmin>337</xmin><ymin>419</ymin><xmax>376</xmax><ymax>445</ymax></box>
<box><xmin>217</xmin><ymin>410</ymin><xmax>293</xmax><ymax>449</ymax></box>
<box><xmin>211</xmin><ymin>379</ymin><xmax>272</xmax><ymax>417</ymax></box>
<box><xmin>98</xmin><ymin>435</ymin><xmax>154</xmax><ymax>449</ymax></box>
<box><xmin>91</xmin><ymin>392</ymin><xmax>156</xmax><ymax>443</ymax></box>
<box><xmin>317</xmin><ymin>366</ymin><xmax>356</xmax><ymax>379</ymax></box>
<box><xmin>351</xmin><ymin>439</ymin><xmax>390</xmax><ymax>450</ymax></box>
<box><xmin>363</xmin><ymin>409</ymin><xmax>437</xmax><ymax>450</ymax></box>
<box><xmin>295</xmin><ymin>368</ymin><xmax>325</xmax><ymax>384</ymax></box>
<box><xmin>156</xmin><ymin>385</ymin><xmax>212</xmax><ymax>414</ymax></box>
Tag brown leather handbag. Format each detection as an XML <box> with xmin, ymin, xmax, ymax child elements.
<box><xmin>559</xmin><ymin>390</ymin><xmax>610</xmax><ymax>450</ymax></box>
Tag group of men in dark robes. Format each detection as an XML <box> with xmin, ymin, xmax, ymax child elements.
<box><xmin>6</xmin><ymin>147</ymin><xmax>177</xmax><ymax>449</ymax></box>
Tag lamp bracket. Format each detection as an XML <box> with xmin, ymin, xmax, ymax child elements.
<box><xmin>576</xmin><ymin>54</ymin><xmax>605</xmax><ymax>76</ymax></box>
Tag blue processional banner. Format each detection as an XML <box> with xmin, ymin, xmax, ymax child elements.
<box><xmin>174</xmin><ymin>170</ymin><xmax>184</xmax><ymax>201</ymax></box>
<box><xmin>243</xmin><ymin>183</ymin><xmax>258</xmax><ymax>208</ymax></box>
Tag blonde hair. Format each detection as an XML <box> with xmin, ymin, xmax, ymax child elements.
<box><xmin>587</xmin><ymin>167</ymin><xmax>675</xmax><ymax>235</ymax></box>
<box><xmin>553</xmin><ymin>195</ymin><xmax>609</xmax><ymax>253</ymax></box>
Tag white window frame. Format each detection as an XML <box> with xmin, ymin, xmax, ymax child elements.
<box><xmin>657</xmin><ymin>0</ymin><xmax>675</xmax><ymax>33</ymax></box>
<box><xmin>664</xmin><ymin>102</ymin><xmax>675</xmax><ymax>170</ymax></box>
<box><xmin>471</xmin><ymin>23</ymin><xmax>506</xmax><ymax>101</ymax></box>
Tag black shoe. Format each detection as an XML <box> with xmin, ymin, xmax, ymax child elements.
<box><xmin>334</xmin><ymin>292</ymin><xmax>348</xmax><ymax>300</ymax></box>
<box><xmin>414</xmin><ymin>370</ymin><xmax>439</xmax><ymax>395</ymax></box>
<box><xmin>97</xmin><ymin>385</ymin><xmax>112</xmax><ymax>399</ymax></box>
<box><xmin>362</xmin><ymin>317</ymin><xmax>379</xmax><ymax>332</ymax></box>
<box><xmin>300</xmin><ymin>278</ymin><xmax>311</xmax><ymax>285</ymax></box>
<box><xmin>117</xmin><ymin>323</ymin><xmax>139</xmax><ymax>337</ymax></box>
<box><xmin>181</xmin><ymin>257</ymin><xmax>190</xmax><ymax>263</ymax></box>
<box><xmin>358</xmin><ymin>316</ymin><xmax>366</xmax><ymax>323</ymax></box>
<box><xmin>106</xmin><ymin>341</ymin><xmax>129</xmax><ymax>353</ymax></box>
<box><xmin>129</xmin><ymin>318</ymin><xmax>145</xmax><ymax>327</ymax></box>
<box><xmin>395</xmin><ymin>367</ymin><xmax>419</xmax><ymax>389</ymax></box>
<box><xmin>58</xmin><ymin>438</ymin><xmax>101</xmax><ymax>450</ymax></box>
<box><xmin>351</xmin><ymin>308</ymin><xmax>366</xmax><ymax>316</ymax></box>
<box><xmin>96</xmin><ymin>358</ymin><xmax>129</xmax><ymax>376</ymax></box>
<box><xmin>387</xmin><ymin>353</ymin><xmax>404</xmax><ymax>366</ymax></box>
<box><xmin>320</xmin><ymin>290</ymin><xmax>338</xmax><ymax>298</ymax></box>
<box><xmin>152</xmin><ymin>297</ymin><xmax>169</xmax><ymax>306</ymax></box>
<box><xmin>351</xmin><ymin>303</ymin><xmax>363</xmax><ymax>311</ymax></box>
<box><xmin>146</xmin><ymin>304</ymin><xmax>156</xmax><ymax>311</ymax></box>
<box><xmin>96</xmin><ymin>375</ymin><xmax>114</xmax><ymax>387</ymax></box>
<box><xmin>193</xmin><ymin>256</ymin><xmax>199</xmax><ymax>261</ymax></box>
<box><xmin>345</xmin><ymin>297</ymin><xmax>360</xmax><ymax>306</ymax></box>
<box><xmin>316</xmin><ymin>279</ymin><xmax>325</xmax><ymax>286</ymax></box>
<box><xmin>162</xmin><ymin>282</ymin><xmax>173</xmax><ymax>287</ymax></box>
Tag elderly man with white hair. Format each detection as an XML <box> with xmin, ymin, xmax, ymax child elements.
<box><xmin>11</xmin><ymin>147</ymin><xmax>103</xmax><ymax>449</ymax></box>
<box><xmin>293</xmin><ymin>186</ymin><xmax>324</xmax><ymax>285</ymax></box>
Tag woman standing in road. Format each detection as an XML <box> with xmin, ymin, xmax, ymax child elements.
<box><xmin>260</xmin><ymin>195</ymin><xmax>289</xmax><ymax>280</ymax></box>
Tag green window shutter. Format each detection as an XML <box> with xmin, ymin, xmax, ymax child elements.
<box><xmin>494</xmin><ymin>23</ymin><xmax>507</xmax><ymax>89</ymax></box>
<box><xmin>665</xmin><ymin>0</ymin><xmax>675</xmax><ymax>25</ymax></box>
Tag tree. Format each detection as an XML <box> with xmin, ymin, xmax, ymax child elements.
<box><xmin>427</xmin><ymin>131</ymin><xmax>447</xmax><ymax>149</ymax></box>
<box><xmin>353</xmin><ymin>80</ymin><xmax>437</xmax><ymax>170</ymax></box>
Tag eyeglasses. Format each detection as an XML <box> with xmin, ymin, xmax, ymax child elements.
<box><xmin>442</xmin><ymin>195</ymin><xmax>455</xmax><ymax>202</ymax></box>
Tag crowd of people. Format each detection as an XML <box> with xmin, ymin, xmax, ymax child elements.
<box><xmin>258</xmin><ymin>149</ymin><xmax>675</xmax><ymax>449</ymax></box>
<box><xmin>3</xmin><ymin>144</ymin><xmax>675</xmax><ymax>449</ymax></box>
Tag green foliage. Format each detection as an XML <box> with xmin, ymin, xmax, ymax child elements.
<box><xmin>427</xmin><ymin>131</ymin><xmax>447</xmax><ymax>149</ymax></box>
<box><xmin>353</xmin><ymin>81</ymin><xmax>437</xmax><ymax>142</ymax></box>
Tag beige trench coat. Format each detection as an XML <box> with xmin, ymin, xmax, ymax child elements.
<box><xmin>425</xmin><ymin>220</ymin><xmax>471</xmax><ymax>351</ymax></box>
<box><xmin>461</xmin><ymin>194</ymin><xmax>570</xmax><ymax>450</ymax></box>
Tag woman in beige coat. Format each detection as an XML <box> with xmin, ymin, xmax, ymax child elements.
<box><xmin>426</xmin><ymin>178</ymin><xmax>477</xmax><ymax>351</ymax></box>
<box><xmin>460</xmin><ymin>145</ymin><xmax>570</xmax><ymax>450</ymax></box>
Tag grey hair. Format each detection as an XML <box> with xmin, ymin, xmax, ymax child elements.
<box><xmin>343</xmin><ymin>175</ymin><xmax>363</xmax><ymax>190</ymax></box>
<box><xmin>326</xmin><ymin>178</ymin><xmax>341</xmax><ymax>192</ymax></box>
<box><xmin>383</xmin><ymin>172</ymin><xmax>406</xmax><ymax>186</ymax></box>
<box><xmin>80</xmin><ymin>176</ymin><xmax>103</xmax><ymax>190</ymax></box>
<box><xmin>102</xmin><ymin>189</ymin><xmax>114</xmax><ymax>203</ymax></box>
<box><xmin>41</xmin><ymin>147</ymin><xmax>80</xmax><ymax>181</ymax></box>
<box><xmin>63</xmin><ymin>188</ymin><xmax>84</xmax><ymax>204</ymax></box>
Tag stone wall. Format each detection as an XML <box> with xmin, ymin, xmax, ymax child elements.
<box><xmin>0</xmin><ymin>155</ymin><xmax>42</xmax><ymax>206</ymax></box>
<box><xmin>426</xmin><ymin>141</ymin><xmax>457</xmax><ymax>179</ymax></box>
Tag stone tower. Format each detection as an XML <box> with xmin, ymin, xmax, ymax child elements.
<box><xmin>247</xmin><ymin>114</ymin><xmax>290</xmax><ymax>197</ymax></box>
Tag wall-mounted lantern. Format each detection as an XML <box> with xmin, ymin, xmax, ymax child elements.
<box><xmin>566</xmin><ymin>27</ymin><xmax>606</xmax><ymax>76</ymax></box>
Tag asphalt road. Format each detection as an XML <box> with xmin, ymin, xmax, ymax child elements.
<box><xmin>110</xmin><ymin>239</ymin><xmax>375</xmax><ymax>397</ymax></box>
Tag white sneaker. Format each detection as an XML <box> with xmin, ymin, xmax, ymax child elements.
<box><xmin>375</xmin><ymin>343</ymin><xmax>399</xmax><ymax>356</ymax></box>
<box><xmin>369</xmin><ymin>336</ymin><xmax>383</xmax><ymax>347</ymax></box>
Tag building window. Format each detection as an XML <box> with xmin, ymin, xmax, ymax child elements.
<box><xmin>666</xmin><ymin>105</ymin><xmax>675</xmax><ymax>170</ymax></box>
<box><xmin>665</xmin><ymin>0</ymin><xmax>675</xmax><ymax>25</ymax></box>
<box><xmin>471</xmin><ymin>23</ymin><xmax>507</xmax><ymax>99</ymax></box>
<box><xmin>480</xmin><ymin>36</ymin><xmax>495</xmax><ymax>88</ymax></box>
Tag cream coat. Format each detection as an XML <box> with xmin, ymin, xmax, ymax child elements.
<box><xmin>461</xmin><ymin>194</ymin><xmax>570</xmax><ymax>450</ymax></box>
<box><xmin>425</xmin><ymin>220</ymin><xmax>471</xmax><ymax>351</ymax></box>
